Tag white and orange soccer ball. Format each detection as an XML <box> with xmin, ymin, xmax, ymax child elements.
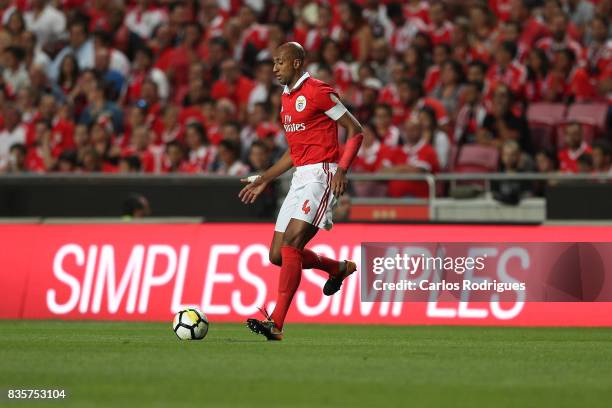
<box><xmin>172</xmin><ymin>308</ymin><xmax>209</xmax><ymax>340</ymax></box>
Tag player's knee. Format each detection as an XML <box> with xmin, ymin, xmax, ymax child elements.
<box><xmin>269</xmin><ymin>252</ymin><xmax>282</xmax><ymax>266</ymax></box>
<box><xmin>282</xmin><ymin>233</ymin><xmax>304</xmax><ymax>249</ymax></box>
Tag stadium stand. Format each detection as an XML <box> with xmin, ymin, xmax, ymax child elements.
<box><xmin>0</xmin><ymin>0</ymin><xmax>610</xmax><ymax>203</ymax></box>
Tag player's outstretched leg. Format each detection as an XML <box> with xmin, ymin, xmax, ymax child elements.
<box><xmin>322</xmin><ymin>260</ymin><xmax>357</xmax><ymax>296</ymax></box>
<box><xmin>301</xmin><ymin>249</ymin><xmax>357</xmax><ymax>296</ymax></box>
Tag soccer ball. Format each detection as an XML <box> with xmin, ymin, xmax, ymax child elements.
<box><xmin>172</xmin><ymin>308</ymin><xmax>209</xmax><ymax>340</ymax></box>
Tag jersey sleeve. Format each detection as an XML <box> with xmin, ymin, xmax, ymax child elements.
<box><xmin>312</xmin><ymin>83</ymin><xmax>348</xmax><ymax>121</ymax></box>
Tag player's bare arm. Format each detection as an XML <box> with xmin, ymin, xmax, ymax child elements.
<box><xmin>333</xmin><ymin>111</ymin><xmax>363</xmax><ymax>197</ymax></box>
<box><xmin>238</xmin><ymin>149</ymin><xmax>293</xmax><ymax>204</ymax></box>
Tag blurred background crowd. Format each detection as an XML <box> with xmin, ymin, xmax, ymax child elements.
<box><xmin>0</xmin><ymin>0</ymin><xmax>610</xmax><ymax>199</ymax></box>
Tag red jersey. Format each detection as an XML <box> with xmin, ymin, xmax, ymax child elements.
<box><xmin>280</xmin><ymin>73</ymin><xmax>346</xmax><ymax>167</ymax></box>
<box><xmin>387</xmin><ymin>140</ymin><xmax>440</xmax><ymax>198</ymax></box>
<box><xmin>558</xmin><ymin>142</ymin><xmax>592</xmax><ymax>173</ymax></box>
<box><xmin>353</xmin><ymin>140</ymin><xmax>395</xmax><ymax>173</ymax></box>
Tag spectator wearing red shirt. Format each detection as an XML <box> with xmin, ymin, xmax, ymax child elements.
<box><xmin>558</xmin><ymin>122</ymin><xmax>592</xmax><ymax>173</ymax></box>
<box><xmin>510</xmin><ymin>0</ymin><xmax>549</xmax><ymax>48</ymax></box>
<box><xmin>210</xmin><ymin>59</ymin><xmax>254</xmax><ymax>121</ymax></box>
<box><xmin>427</xmin><ymin>1</ymin><xmax>453</xmax><ymax>46</ymax></box>
<box><xmin>489</xmin><ymin>0</ymin><xmax>512</xmax><ymax>22</ymax></box>
<box><xmin>351</xmin><ymin>124</ymin><xmax>395</xmax><ymax>197</ymax></box>
<box><xmin>373</xmin><ymin>104</ymin><xmax>401</xmax><ymax>148</ymax></box>
<box><xmin>499</xmin><ymin>21</ymin><xmax>528</xmax><ymax>62</ymax></box>
<box><xmin>127</xmin><ymin>46</ymin><xmax>169</xmax><ymax>104</ymax></box>
<box><xmin>155</xmin><ymin>21</ymin><xmax>204</xmax><ymax>88</ymax></box>
<box><xmin>536</xmin><ymin>12</ymin><xmax>585</xmax><ymax>65</ymax></box>
<box><xmin>525</xmin><ymin>48</ymin><xmax>550</xmax><ymax>102</ymax></box>
<box><xmin>27</xmin><ymin>94</ymin><xmax>75</xmax><ymax>151</ymax></box>
<box><xmin>157</xmin><ymin>105</ymin><xmax>183</xmax><ymax>145</ymax></box>
<box><xmin>469</xmin><ymin>3</ymin><xmax>497</xmax><ymax>58</ymax></box>
<box><xmin>404</xmin><ymin>0</ymin><xmax>430</xmax><ymax>24</ymax></box>
<box><xmin>424</xmin><ymin>43</ymin><xmax>450</xmax><ymax>94</ymax></box>
<box><xmin>487</xmin><ymin>41</ymin><xmax>527</xmax><ymax>97</ymax></box>
<box><xmin>161</xmin><ymin>140</ymin><xmax>195</xmax><ymax>173</ymax></box>
<box><xmin>24</xmin><ymin>119</ymin><xmax>55</xmax><ymax>172</ymax></box>
<box><xmin>307</xmin><ymin>39</ymin><xmax>352</xmax><ymax>93</ymax></box>
<box><xmin>121</xmin><ymin>125</ymin><xmax>156</xmax><ymax>173</ymax></box>
<box><xmin>543</xmin><ymin>48</ymin><xmax>595</xmax><ymax>102</ymax></box>
<box><xmin>384</xmin><ymin>118</ymin><xmax>440</xmax><ymax>199</ymax></box>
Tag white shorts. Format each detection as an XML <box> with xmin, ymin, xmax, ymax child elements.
<box><xmin>274</xmin><ymin>163</ymin><xmax>338</xmax><ymax>232</ymax></box>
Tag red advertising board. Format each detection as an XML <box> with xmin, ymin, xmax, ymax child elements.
<box><xmin>1</xmin><ymin>223</ymin><xmax>611</xmax><ymax>326</ymax></box>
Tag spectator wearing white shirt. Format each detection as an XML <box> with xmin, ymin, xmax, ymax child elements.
<box><xmin>24</xmin><ymin>0</ymin><xmax>66</xmax><ymax>49</ymax></box>
<box><xmin>417</xmin><ymin>106</ymin><xmax>450</xmax><ymax>170</ymax></box>
<box><xmin>2</xmin><ymin>46</ymin><xmax>30</xmax><ymax>94</ymax></box>
<box><xmin>49</xmin><ymin>19</ymin><xmax>94</xmax><ymax>81</ymax></box>
<box><xmin>0</xmin><ymin>105</ymin><xmax>27</xmax><ymax>171</ymax></box>
<box><xmin>215</xmin><ymin>139</ymin><xmax>249</xmax><ymax>176</ymax></box>
<box><xmin>124</xmin><ymin>0</ymin><xmax>168</xmax><ymax>40</ymax></box>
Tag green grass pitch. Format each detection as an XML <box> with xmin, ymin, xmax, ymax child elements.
<box><xmin>1</xmin><ymin>321</ymin><xmax>611</xmax><ymax>408</ymax></box>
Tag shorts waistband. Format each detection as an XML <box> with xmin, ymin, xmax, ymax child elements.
<box><xmin>295</xmin><ymin>162</ymin><xmax>338</xmax><ymax>171</ymax></box>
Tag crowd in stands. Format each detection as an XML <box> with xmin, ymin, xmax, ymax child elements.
<box><xmin>0</xmin><ymin>0</ymin><xmax>610</xmax><ymax>199</ymax></box>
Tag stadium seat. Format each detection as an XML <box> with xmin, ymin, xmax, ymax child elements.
<box><xmin>454</xmin><ymin>145</ymin><xmax>500</xmax><ymax>173</ymax></box>
<box><xmin>527</xmin><ymin>103</ymin><xmax>566</xmax><ymax>151</ymax></box>
<box><xmin>565</xmin><ymin>103</ymin><xmax>609</xmax><ymax>133</ymax></box>
<box><xmin>527</xmin><ymin>103</ymin><xmax>567</xmax><ymax>126</ymax></box>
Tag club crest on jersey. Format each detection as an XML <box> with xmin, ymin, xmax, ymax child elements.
<box><xmin>295</xmin><ymin>95</ymin><xmax>307</xmax><ymax>112</ymax></box>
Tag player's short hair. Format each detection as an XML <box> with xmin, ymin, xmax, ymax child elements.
<box><xmin>278</xmin><ymin>42</ymin><xmax>305</xmax><ymax>63</ymax></box>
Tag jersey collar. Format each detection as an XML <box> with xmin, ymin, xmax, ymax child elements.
<box><xmin>283</xmin><ymin>72</ymin><xmax>310</xmax><ymax>94</ymax></box>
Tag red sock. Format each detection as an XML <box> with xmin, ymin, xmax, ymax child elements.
<box><xmin>271</xmin><ymin>246</ymin><xmax>303</xmax><ymax>330</ymax></box>
<box><xmin>302</xmin><ymin>248</ymin><xmax>341</xmax><ymax>278</ymax></box>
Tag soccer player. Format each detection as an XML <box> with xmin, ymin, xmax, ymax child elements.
<box><xmin>239</xmin><ymin>42</ymin><xmax>364</xmax><ymax>341</ymax></box>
